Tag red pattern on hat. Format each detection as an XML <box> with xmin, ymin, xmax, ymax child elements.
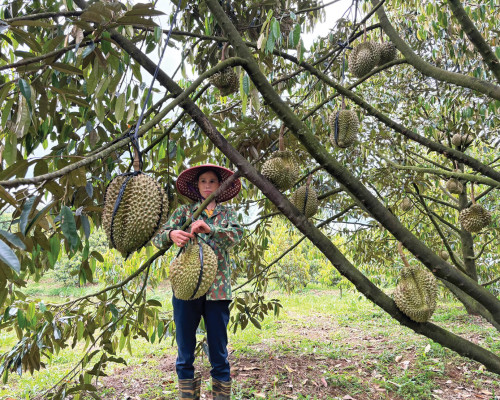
<box><xmin>176</xmin><ymin>164</ymin><xmax>241</xmax><ymax>202</ymax></box>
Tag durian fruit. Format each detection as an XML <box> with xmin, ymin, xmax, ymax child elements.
<box><xmin>209</xmin><ymin>43</ymin><xmax>239</xmax><ymax>96</ymax></box>
<box><xmin>261</xmin><ymin>126</ymin><xmax>299</xmax><ymax>191</ymax></box>
<box><xmin>290</xmin><ymin>176</ymin><xmax>318</xmax><ymax>218</ymax></box>
<box><xmin>102</xmin><ymin>173</ymin><xmax>168</xmax><ymax>257</ymax></box>
<box><xmin>459</xmin><ymin>204</ymin><xmax>492</xmax><ymax>232</ymax></box>
<box><xmin>169</xmin><ymin>239</ymin><xmax>218</xmax><ymax>300</ymax></box>
<box><xmin>400</xmin><ymin>197</ymin><xmax>412</xmax><ymax>211</ymax></box>
<box><xmin>394</xmin><ymin>243</ymin><xmax>438</xmax><ymax>323</ymax></box>
<box><xmin>376</xmin><ymin>41</ymin><xmax>397</xmax><ymax>65</ymax></box>
<box><xmin>348</xmin><ymin>41</ymin><xmax>380</xmax><ymax>78</ymax></box>
<box><xmin>438</xmin><ymin>250</ymin><xmax>449</xmax><ymax>261</ymax></box>
<box><xmin>451</xmin><ymin>133</ymin><xmax>474</xmax><ymax>147</ymax></box>
<box><xmin>209</xmin><ymin>68</ymin><xmax>239</xmax><ymax>96</ymax></box>
<box><xmin>445</xmin><ymin>178</ymin><xmax>463</xmax><ymax>194</ymax></box>
<box><xmin>328</xmin><ymin>109</ymin><xmax>359</xmax><ymax>148</ymax></box>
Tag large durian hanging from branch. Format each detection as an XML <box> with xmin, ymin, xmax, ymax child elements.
<box><xmin>348</xmin><ymin>32</ymin><xmax>380</xmax><ymax>78</ymax></box>
<box><xmin>102</xmin><ymin>147</ymin><xmax>168</xmax><ymax>258</ymax></box>
<box><xmin>169</xmin><ymin>236</ymin><xmax>218</xmax><ymax>300</ymax></box>
<box><xmin>458</xmin><ymin>183</ymin><xmax>491</xmax><ymax>233</ymax></box>
<box><xmin>329</xmin><ymin>98</ymin><xmax>359</xmax><ymax>148</ymax></box>
<box><xmin>261</xmin><ymin>125</ymin><xmax>300</xmax><ymax>191</ymax></box>
<box><xmin>209</xmin><ymin>43</ymin><xmax>239</xmax><ymax>97</ymax></box>
<box><xmin>376</xmin><ymin>40</ymin><xmax>397</xmax><ymax>66</ymax></box>
<box><xmin>445</xmin><ymin>178</ymin><xmax>463</xmax><ymax>194</ymax></box>
<box><xmin>290</xmin><ymin>174</ymin><xmax>319</xmax><ymax>218</ymax></box>
<box><xmin>393</xmin><ymin>243</ymin><xmax>438</xmax><ymax>323</ymax></box>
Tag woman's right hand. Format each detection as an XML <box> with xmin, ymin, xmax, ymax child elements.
<box><xmin>170</xmin><ymin>230</ymin><xmax>194</xmax><ymax>247</ymax></box>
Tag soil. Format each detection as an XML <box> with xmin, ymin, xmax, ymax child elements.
<box><xmin>100</xmin><ymin>311</ymin><xmax>499</xmax><ymax>400</ymax></box>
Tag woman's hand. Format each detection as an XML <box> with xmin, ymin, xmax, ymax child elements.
<box><xmin>170</xmin><ymin>230</ymin><xmax>193</xmax><ymax>247</ymax></box>
<box><xmin>190</xmin><ymin>220</ymin><xmax>211</xmax><ymax>235</ymax></box>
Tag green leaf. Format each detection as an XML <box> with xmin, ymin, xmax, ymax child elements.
<box><xmin>48</xmin><ymin>236</ymin><xmax>60</xmax><ymax>268</ymax></box>
<box><xmin>19</xmin><ymin>196</ymin><xmax>36</xmax><ymax>236</ymax></box>
<box><xmin>0</xmin><ymin>239</ymin><xmax>20</xmax><ymax>274</ymax></box>
<box><xmin>4</xmin><ymin>132</ymin><xmax>17</xmax><ymax>166</ymax></box>
<box><xmin>115</xmin><ymin>92</ymin><xmax>126</xmax><ymax>122</ymax></box>
<box><xmin>242</xmin><ymin>74</ymin><xmax>250</xmax><ymax>96</ymax></box>
<box><xmin>81</xmin><ymin>215</ymin><xmax>90</xmax><ymax>240</ymax></box>
<box><xmin>272</xmin><ymin>18</ymin><xmax>280</xmax><ymax>40</ymax></box>
<box><xmin>60</xmin><ymin>206</ymin><xmax>79</xmax><ymax>251</ymax></box>
<box><xmin>266</xmin><ymin>35</ymin><xmax>275</xmax><ymax>54</ymax></box>
<box><xmin>293</xmin><ymin>24</ymin><xmax>301</xmax><ymax>48</ymax></box>
<box><xmin>51</xmin><ymin>63</ymin><xmax>83</xmax><ymax>75</ymax></box>
<box><xmin>146</xmin><ymin>299</ymin><xmax>162</xmax><ymax>307</ymax></box>
<box><xmin>0</xmin><ymin>230</ymin><xmax>25</xmax><ymax>250</ymax></box>
<box><xmin>18</xmin><ymin>79</ymin><xmax>31</xmax><ymax>102</ymax></box>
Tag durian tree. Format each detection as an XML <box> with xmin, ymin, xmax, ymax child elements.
<box><xmin>0</xmin><ymin>0</ymin><xmax>499</xmax><ymax>396</ymax></box>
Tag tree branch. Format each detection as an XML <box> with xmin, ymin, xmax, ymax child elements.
<box><xmin>446</xmin><ymin>0</ymin><xmax>500</xmax><ymax>83</ymax></box>
<box><xmin>372</xmin><ymin>0</ymin><xmax>500</xmax><ymax>100</ymax></box>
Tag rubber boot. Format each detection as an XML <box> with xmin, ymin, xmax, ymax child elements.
<box><xmin>212</xmin><ymin>377</ymin><xmax>231</xmax><ymax>400</ymax></box>
<box><xmin>178</xmin><ymin>371</ymin><xmax>201</xmax><ymax>400</ymax></box>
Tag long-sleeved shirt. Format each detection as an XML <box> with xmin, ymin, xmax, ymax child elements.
<box><xmin>152</xmin><ymin>202</ymin><xmax>244</xmax><ymax>300</ymax></box>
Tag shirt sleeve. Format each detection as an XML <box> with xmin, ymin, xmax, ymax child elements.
<box><xmin>152</xmin><ymin>205</ymin><xmax>189</xmax><ymax>249</ymax></box>
<box><xmin>206</xmin><ymin>207</ymin><xmax>244</xmax><ymax>251</ymax></box>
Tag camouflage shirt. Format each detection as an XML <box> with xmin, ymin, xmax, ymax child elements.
<box><xmin>152</xmin><ymin>202</ymin><xmax>244</xmax><ymax>300</ymax></box>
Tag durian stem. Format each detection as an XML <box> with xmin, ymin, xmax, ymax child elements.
<box><xmin>306</xmin><ymin>174</ymin><xmax>312</xmax><ymax>187</ymax></box>
<box><xmin>341</xmin><ymin>95</ymin><xmax>346</xmax><ymax>110</ymax></box>
<box><xmin>133</xmin><ymin>146</ymin><xmax>141</xmax><ymax>172</ymax></box>
<box><xmin>279</xmin><ymin>125</ymin><xmax>285</xmax><ymax>151</ymax></box>
<box><xmin>470</xmin><ymin>183</ymin><xmax>476</xmax><ymax>204</ymax></box>
<box><xmin>221</xmin><ymin>42</ymin><xmax>228</xmax><ymax>61</ymax></box>
<box><xmin>397</xmin><ymin>242</ymin><xmax>411</xmax><ymax>269</ymax></box>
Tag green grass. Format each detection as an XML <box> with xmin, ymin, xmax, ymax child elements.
<box><xmin>1</xmin><ymin>278</ymin><xmax>500</xmax><ymax>400</ymax></box>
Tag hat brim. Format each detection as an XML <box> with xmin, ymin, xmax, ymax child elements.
<box><xmin>176</xmin><ymin>164</ymin><xmax>241</xmax><ymax>202</ymax></box>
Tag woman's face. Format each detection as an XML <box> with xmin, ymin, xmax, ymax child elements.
<box><xmin>198</xmin><ymin>170</ymin><xmax>220</xmax><ymax>199</ymax></box>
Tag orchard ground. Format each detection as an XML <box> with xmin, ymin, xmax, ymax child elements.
<box><xmin>1</xmin><ymin>279</ymin><xmax>499</xmax><ymax>400</ymax></box>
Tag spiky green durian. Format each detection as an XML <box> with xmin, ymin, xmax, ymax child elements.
<box><xmin>400</xmin><ymin>197</ymin><xmax>412</xmax><ymax>212</ymax></box>
<box><xmin>170</xmin><ymin>241</ymin><xmax>218</xmax><ymax>300</ymax></box>
<box><xmin>451</xmin><ymin>133</ymin><xmax>474</xmax><ymax>147</ymax></box>
<box><xmin>376</xmin><ymin>42</ymin><xmax>397</xmax><ymax>65</ymax></box>
<box><xmin>348</xmin><ymin>41</ymin><xmax>379</xmax><ymax>77</ymax></box>
<box><xmin>291</xmin><ymin>184</ymin><xmax>319</xmax><ymax>218</ymax></box>
<box><xmin>445</xmin><ymin>178</ymin><xmax>463</xmax><ymax>194</ymax></box>
<box><xmin>103</xmin><ymin>173</ymin><xmax>168</xmax><ymax>257</ymax></box>
<box><xmin>329</xmin><ymin>109</ymin><xmax>359</xmax><ymax>148</ymax></box>
<box><xmin>459</xmin><ymin>204</ymin><xmax>491</xmax><ymax>232</ymax></box>
<box><xmin>394</xmin><ymin>264</ymin><xmax>438</xmax><ymax>323</ymax></box>
<box><xmin>210</xmin><ymin>67</ymin><xmax>239</xmax><ymax>96</ymax></box>
<box><xmin>261</xmin><ymin>150</ymin><xmax>299</xmax><ymax>191</ymax></box>
<box><xmin>438</xmin><ymin>250</ymin><xmax>449</xmax><ymax>261</ymax></box>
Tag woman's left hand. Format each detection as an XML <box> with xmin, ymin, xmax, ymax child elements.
<box><xmin>190</xmin><ymin>220</ymin><xmax>211</xmax><ymax>234</ymax></box>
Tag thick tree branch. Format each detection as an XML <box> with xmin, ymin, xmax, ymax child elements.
<box><xmin>372</xmin><ymin>0</ymin><xmax>500</xmax><ymax>100</ymax></box>
<box><xmin>447</xmin><ymin>0</ymin><xmax>500</xmax><ymax>83</ymax></box>
<box><xmin>204</xmin><ymin>0</ymin><xmax>500</xmax><ymax>326</ymax></box>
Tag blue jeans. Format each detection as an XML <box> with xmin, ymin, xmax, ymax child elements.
<box><xmin>172</xmin><ymin>296</ymin><xmax>231</xmax><ymax>381</ymax></box>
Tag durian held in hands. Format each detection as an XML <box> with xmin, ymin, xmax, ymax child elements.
<box><xmin>209</xmin><ymin>43</ymin><xmax>239</xmax><ymax>97</ymax></box>
<box><xmin>261</xmin><ymin>125</ymin><xmax>299</xmax><ymax>191</ymax></box>
<box><xmin>102</xmin><ymin>149</ymin><xmax>168</xmax><ymax>258</ymax></box>
<box><xmin>170</xmin><ymin>236</ymin><xmax>218</xmax><ymax>300</ymax></box>
<box><xmin>290</xmin><ymin>175</ymin><xmax>319</xmax><ymax>218</ymax></box>
<box><xmin>393</xmin><ymin>242</ymin><xmax>438</xmax><ymax>323</ymax></box>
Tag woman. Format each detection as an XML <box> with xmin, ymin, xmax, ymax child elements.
<box><xmin>153</xmin><ymin>164</ymin><xmax>243</xmax><ymax>400</ymax></box>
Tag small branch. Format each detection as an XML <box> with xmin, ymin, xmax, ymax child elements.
<box><xmin>6</xmin><ymin>10</ymin><xmax>83</xmax><ymax>22</ymax></box>
<box><xmin>482</xmin><ymin>276</ymin><xmax>500</xmax><ymax>287</ymax></box>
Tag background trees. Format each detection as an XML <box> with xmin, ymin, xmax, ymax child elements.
<box><xmin>0</xmin><ymin>0</ymin><xmax>498</xmax><ymax>396</ymax></box>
